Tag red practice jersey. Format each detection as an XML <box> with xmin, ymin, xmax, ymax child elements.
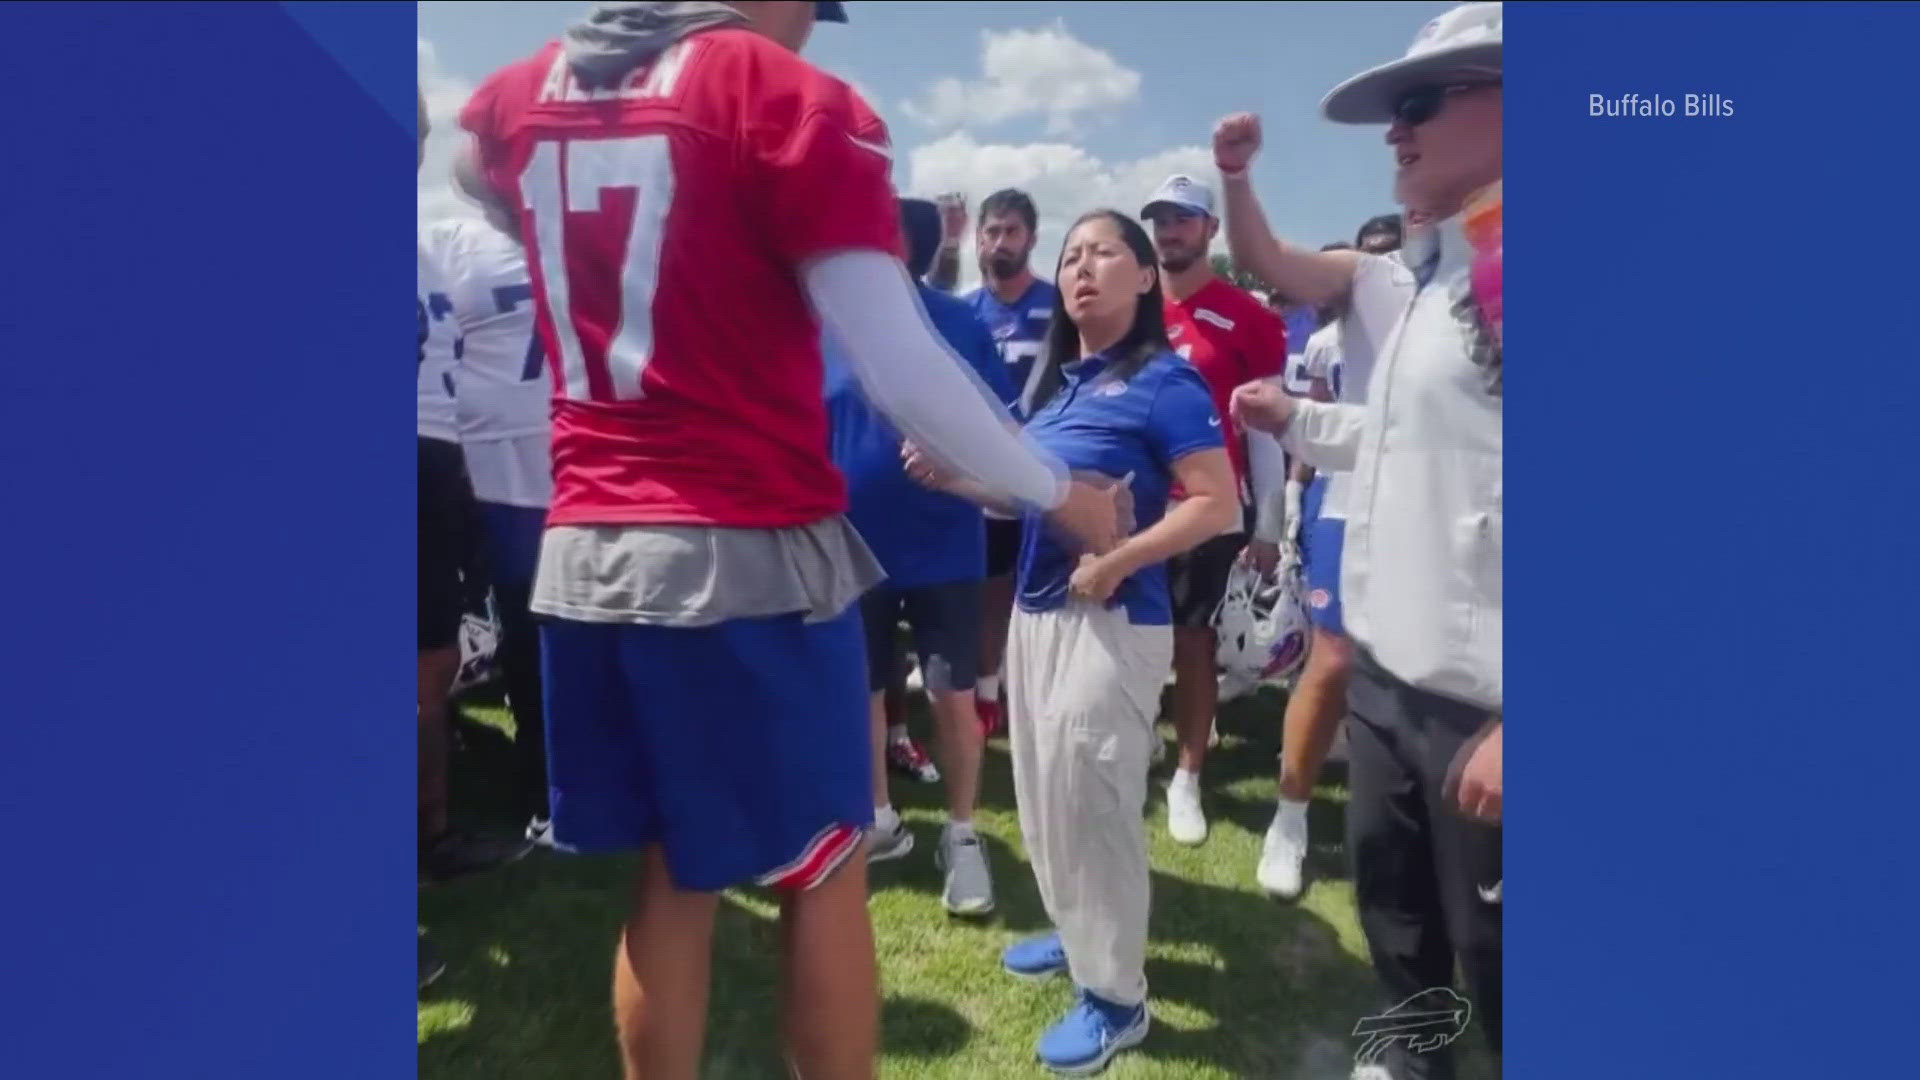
<box><xmin>1163</xmin><ymin>278</ymin><xmax>1287</xmax><ymax>499</ymax></box>
<box><xmin>461</xmin><ymin>30</ymin><xmax>905</xmax><ymax>528</ymax></box>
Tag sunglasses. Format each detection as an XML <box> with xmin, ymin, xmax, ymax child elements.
<box><xmin>1392</xmin><ymin>80</ymin><xmax>1500</xmax><ymax>126</ymax></box>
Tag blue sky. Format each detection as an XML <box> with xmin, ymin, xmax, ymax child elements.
<box><xmin>419</xmin><ymin>0</ymin><xmax>1453</xmax><ymax>287</ymax></box>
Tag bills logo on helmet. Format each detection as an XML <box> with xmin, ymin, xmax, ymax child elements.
<box><xmin>1213</xmin><ymin>557</ymin><xmax>1312</xmax><ymax>700</ymax></box>
<box><xmin>1260</xmin><ymin>625</ymin><xmax>1309</xmax><ymax>680</ymax></box>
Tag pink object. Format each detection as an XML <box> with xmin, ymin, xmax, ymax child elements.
<box><xmin>1463</xmin><ymin>182</ymin><xmax>1502</xmax><ymax>346</ymax></box>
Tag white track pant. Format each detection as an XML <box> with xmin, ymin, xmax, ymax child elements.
<box><xmin>1007</xmin><ymin>601</ymin><xmax>1172</xmax><ymax>1007</ymax></box>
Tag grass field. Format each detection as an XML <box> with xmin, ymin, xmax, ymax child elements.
<box><xmin>420</xmin><ymin>684</ymin><xmax>1496</xmax><ymax>1079</ymax></box>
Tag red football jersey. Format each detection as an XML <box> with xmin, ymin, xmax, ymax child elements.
<box><xmin>460</xmin><ymin>30</ymin><xmax>905</xmax><ymax>528</ymax></box>
<box><xmin>1163</xmin><ymin>278</ymin><xmax>1287</xmax><ymax>498</ymax></box>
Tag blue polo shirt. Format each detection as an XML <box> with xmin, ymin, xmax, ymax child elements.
<box><xmin>824</xmin><ymin>284</ymin><xmax>1016</xmax><ymax>588</ymax></box>
<box><xmin>1016</xmin><ymin>346</ymin><xmax>1224</xmax><ymax>625</ymax></box>
<box><xmin>967</xmin><ymin>279</ymin><xmax>1059</xmax><ymax>417</ymax></box>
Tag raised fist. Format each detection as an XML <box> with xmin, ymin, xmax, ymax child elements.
<box><xmin>1212</xmin><ymin>113</ymin><xmax>1263</xmax><ymax>174</ymax></box>
<box><xmin>935</xmin><ymin>192</ymin><xmax>968</xmax><ymax>242</ymax></box>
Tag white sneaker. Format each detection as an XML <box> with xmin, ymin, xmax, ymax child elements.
<box><xmin>1256</xmin><ymin>801</ymin><xmax>1309</xmax><ymax>899</ymax></box>
<box><xmin>1351</xmin><ymin>1066</ymin><xmax>1396</xmax><ymax>1080</ymax></box>
<box><xmin>936</xmin><ymin>825</ymin><xmax>995</xmax><ymax>916</ymax></box>
<box><xmin>869</xmin><ymin>818</ymin><xmax>914</xmax><ymax>863</ymax></box>
<box><xmin>1166</xmin><ymin>771</ymin><xmax>1207</xmax><ymax>845</ymax></box>
<box><xmin>525</xmin><ymin>816</ymin><xmax>556</xmax><ymax>849</ymax></box>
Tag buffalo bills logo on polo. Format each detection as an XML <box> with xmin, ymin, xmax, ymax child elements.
<box><xmin>1095</xmin><ymin>380</ymin><xmax>1129</xmax><ymax>397</ymax></box>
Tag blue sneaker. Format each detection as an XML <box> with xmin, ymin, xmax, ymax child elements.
<box><xmin>1036</xmin><ymin>991</ymin><xmax>1150</xmax><ymax>1075</ymax></box>
<box><xmin>1001</xmin><ymin>932</ymin><xmax>1068</xmax><ymax>981</ymax></box>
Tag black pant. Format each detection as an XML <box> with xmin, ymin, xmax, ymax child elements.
<box><xmin>492</xmin><ymin>571</ymin><xmax>549</xmax><ymax>822</ymax></box>
<box><xmin>1347</xmin><ymin>651</ymin><xmax>1502</xmax><ymax>1079</ymax></box>
<box><xmin>418</xmin><ymin>438</ymin><xmax>473</xmax><ymax>653</ymax></box>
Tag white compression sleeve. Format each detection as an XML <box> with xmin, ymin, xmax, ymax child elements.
<box><xmin>803</xmin><ymin>250</ymin><xmax>1066</xmax><ymax>512</ymax></box>
<box><xmin>1246</xmin><ymin>427</ymin><xmax>1289</xmax><ymax>542</ymax></box>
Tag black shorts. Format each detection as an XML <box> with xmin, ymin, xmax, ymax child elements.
<box><xmin>985</xmin><ymin>517</ymin><xmax>1023</xmax><ymax>579</ymax></box>
<box><xmin>419</xmin><ymin>436</ymin><xmax>473</xmax><ymax>653</ymax></box>
<box><xmin>859</xmin><ymin>580</ymin><xmax>983</xmax><ymax>694</ymax></box>
<box><xmin>1167</xmin><ymin>531</ymin><xmax>1248</xmax><ymax>629</ymax></box>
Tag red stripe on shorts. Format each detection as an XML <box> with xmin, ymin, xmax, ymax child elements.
<box><xmin>757</xmin><ymin>823</ymin><xmax>863</xmax><ymax>892</ymax></box>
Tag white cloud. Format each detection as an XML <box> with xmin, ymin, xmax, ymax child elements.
<box><xmin>904</xmin><ymin>132</ymin><xmax>1214</xmax><ymax>291</ymax></box>
<box><xmin>418</xmin><ymin>38</ymin><xmax>482</xmax><ymax>227</ymax></box>
<box><xmin>902</xmin><ymin>21</ymin><xmax>1140</xmax><ymax>136</ymax></box>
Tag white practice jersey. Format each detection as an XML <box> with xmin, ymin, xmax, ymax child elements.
<box><xmin>426</xmin><ymin>218</ymin><xmax>554</xmax><ymax>508</ymax></box>
<box><xmin>417</xmin><ymin>235</ymin><xmax>460</xmax><ymax>443</ymax></box>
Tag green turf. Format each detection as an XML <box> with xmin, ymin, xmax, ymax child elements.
<box><xmin>420</xmin><ymin>686</ymin><xmax>1495</xmax><ymax>1079</ymax></box>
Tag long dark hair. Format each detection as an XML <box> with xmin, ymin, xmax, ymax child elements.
<box><xmin>1029</xmin><ymin>210</ymin><xmax>1171</xmax><ymax>414</ymax></box>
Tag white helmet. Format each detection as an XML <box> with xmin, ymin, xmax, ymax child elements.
<box><xmin>453</xmin><ymin>600</ymin><xmax>501</xmax><ymax>694</ymax></box>
<box><xmin>1213</xmin><ymin>552</ymin><xmax>1312</xmax><ymax>701</ymax></box>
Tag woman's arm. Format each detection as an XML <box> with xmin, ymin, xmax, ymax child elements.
<box><xmin>1071</xmin><ymin>448</ymin><xmax>1238</xmax><ymax>601</ymax></box>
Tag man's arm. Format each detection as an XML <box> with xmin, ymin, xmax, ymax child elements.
<box><xmin>928</xmin><ymin>248</ymin><xmax>962</xmax><ymax>292</ymax></box>
<box><xmin>1231</xmin><ymin>380</ymin><xmax>1367</xmax><ymax>474</ymax></box>
<box><xmin>1213</xmin><ymin>113</ymin><xmax>1360</xmax><ymax>310</ymax></box>
<box><xmin>1283</xmin><ymin>399</ymin><xmax>1367</xmax><ymax>473</ymax></box>
<box><xmin>925</xmin><ymin>194</ymin><xmax>967</xmax><ymax>292</ymax></box>
<box><xmin>1219</xmin><ymin>175</ymin><xmax>1358</xmax><ymax>311</ymax></box>
<box><xmin>804</xmin><ymin>250</ymin><xmax>1062</xmax><ymax>512</ymax></box>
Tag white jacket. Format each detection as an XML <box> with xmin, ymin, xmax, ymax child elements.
<box><xmin>1283</xmin><ymin>216</ymin><xmax>1503</xmax><ymax>711</ymax></box>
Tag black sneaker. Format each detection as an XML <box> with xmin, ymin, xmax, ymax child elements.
<box><xmin>419</xmin><ymin>935</ymin><xmax>447</xmax><ymax>992</ymax></box>
<box><xmin>420</xmin><ymin>829</ymin><xmax>530</xmax><ymax>884</ymax></box>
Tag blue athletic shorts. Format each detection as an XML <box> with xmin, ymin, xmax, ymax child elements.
<box><xmin>540</xmin><ymin>604</ymin><xmax>873</xmax><ymax>892</ymax></box>
<box><xmin>1301</xmin><ymin>476</ymin><xmax>1346</xmax><ymax>636</ymax></box>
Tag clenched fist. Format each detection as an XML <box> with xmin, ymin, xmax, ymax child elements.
<box><xmin>1212</xmin><ymin>112</ymin><xmax>1263</xmax><ymax>174</ymax></box>
<box><xmin>1229</xmin><ymin>378</ymin><xmax>1296</xmax><ymax>435</ymax></box>
<box><xmin>936</xmin><ymin>192</ymin><xmax>968</xmax><ymax>243</ymax></box>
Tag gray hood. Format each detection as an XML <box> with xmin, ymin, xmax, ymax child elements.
<box><xmin>562</xmin><ymin>2</ymin><xmax>747</xmax><ymax>87</ymax></box>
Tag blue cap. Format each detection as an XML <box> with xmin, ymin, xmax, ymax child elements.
<box><xmin>815</xmin><ymin>2</ymin><xmax>847</xmax><ymax>22</ymax></box>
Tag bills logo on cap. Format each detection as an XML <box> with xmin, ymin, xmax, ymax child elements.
<box><xmin>1142</xmin><ymin>174</ymin><xmax>1215</xmax><ymax>219</ymax></box>
<box><xmin>1310</xmin><ymin>589</ymin><xmax>1331</xmax><ymax>610</ymax></box>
